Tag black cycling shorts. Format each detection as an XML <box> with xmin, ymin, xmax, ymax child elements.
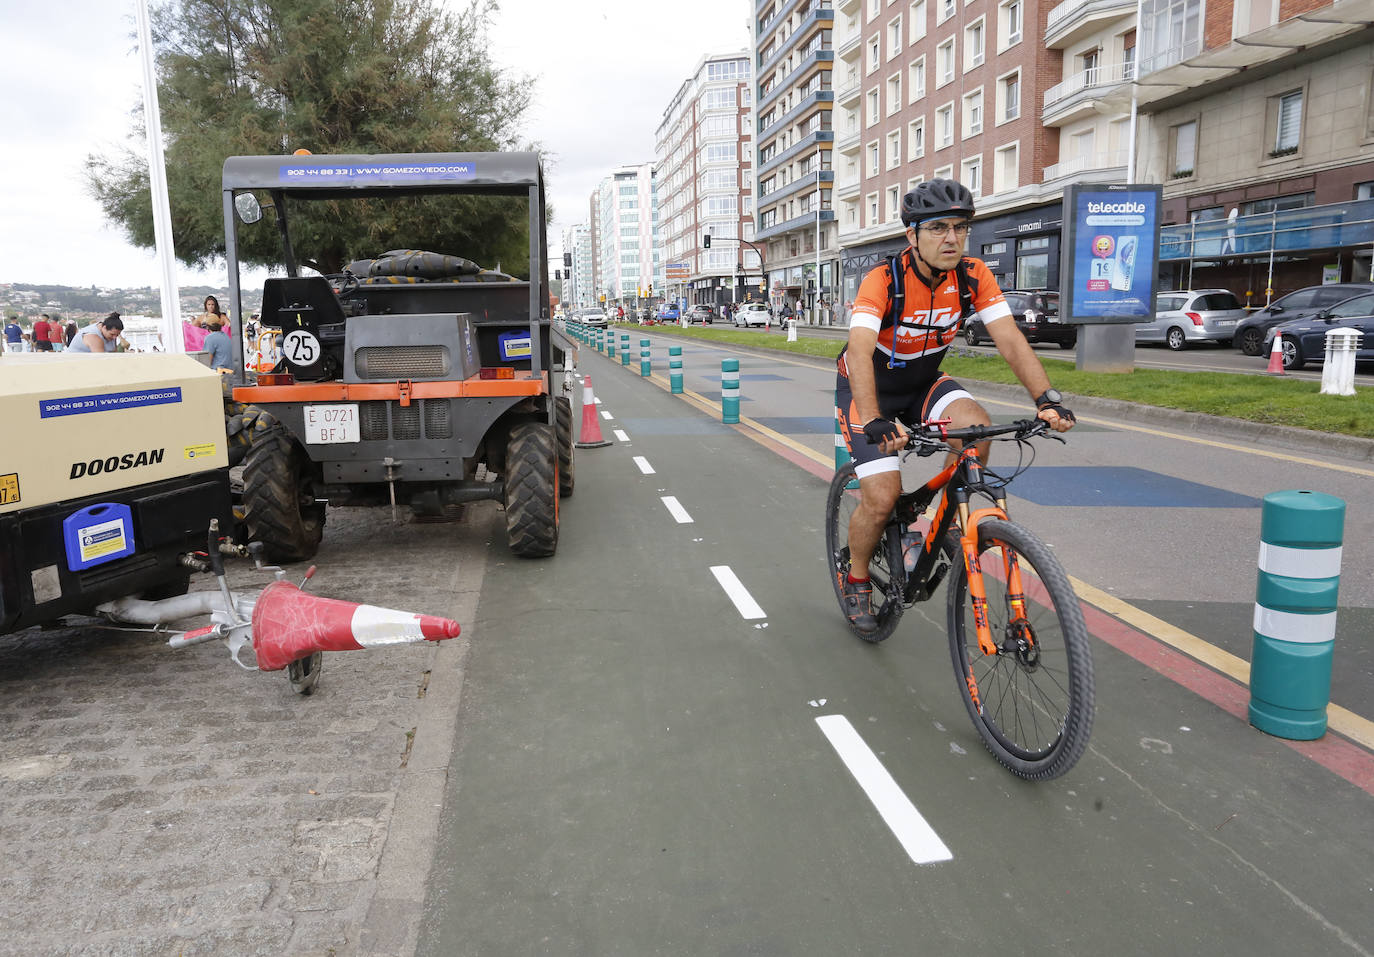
<box><xmin>835</xmin><ymin>370</ymin><xmax>972</xmax><ymax>478</ymax></box>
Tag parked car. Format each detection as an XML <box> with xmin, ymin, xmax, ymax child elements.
<box><xmin>575</xmin><ymin>308</ymin><xmax>607</xmax><ymax>327</ymax></box>
<box><xmin>1135</xmin><ymin>288</ymin><xmax>1246</xmax><ymax>350</ymax></box>
<box><xmin>963</xmin><ymin>290</ymin><xmax>1074</xmax><ymax>349</ymax></box>
<box><xmin>685</xmin><ymin>304</ymin><xmax>716</xmax><ymax>324</ymax></box>
<box><xmin>659</xmin><ymin>304</ymin><xmax>681</xmax><ymax>321</ymax></box>
<box><xmin>1233</xmin><ymin>282</ymin><xmax>1374</xmax><ymax>355</ymax></box>
<box><xmin>735</xmin><ymin>302</ymin><xmax>771</xmax><ymax>328</ymax></box>
<box><xmin>1262</xmin><ymin>291</ymin><xmax>1374</xmax><ymax>370</ymax></box>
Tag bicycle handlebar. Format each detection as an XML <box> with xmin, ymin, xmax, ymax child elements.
<box><xmin>902</xmin><ymin>417</ymin><xmax>1049</xmax><ymax>456</ymax></box>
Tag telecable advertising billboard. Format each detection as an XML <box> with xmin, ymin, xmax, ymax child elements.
<box><xmin>1060</xmin><ymin>184</ymin><xmax>1162</xmax><ymax>324</ymax></box>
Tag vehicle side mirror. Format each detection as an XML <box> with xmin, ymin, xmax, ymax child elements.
<box><xmin>1269</xmin><ymin>304</ymin><xmax>1283</xmax><ymax>314</ymax></box>
<box><xmin>234</xmin><ymin>192</ymin><xmax>263</xmax><ymax>225</ymax></box>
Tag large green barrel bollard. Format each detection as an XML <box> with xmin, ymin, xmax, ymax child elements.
<box><xmin>721</xmin><ymin>358</ymin><xmax>740</xmax><ymax>424</ymax></box>
<box><xmin>640</xmin><ymin>339</ymin><xmax>651</xmax><ymax>377</ymax></box>
<box><xmin>608</xmin><ymin>333</ymin><xmax>616</xmax><ymax>359</ymax></box>
<box><xmin>620</xmin><ymin>333</ymin><xmax>631</xmax><ymax>367</ymax></box>
<box><xmin>669</xmin><ymin>346</ymin><xmax>683</xmax><ymax>394</ymax></box>
<box><xmin>1249</xmin><ymin>490</ymin><xmax>1345</xmax><ymax>740</ymax></box>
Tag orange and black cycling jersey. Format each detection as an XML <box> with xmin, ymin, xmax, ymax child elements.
<box><xmin>840</xmin><ymin>249</ymin><xmax>1011</xmax><ymax>390</ymax></box>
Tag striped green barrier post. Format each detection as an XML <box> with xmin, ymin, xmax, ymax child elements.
<box><xmin>597</xmin><ymin>329</ymin><xmax>604</xmax><ymax>353</ymax></box>
<box><xmin>620</xmin><ymin>333</ymin><xmax>631</xmax><ymax>366</ymax></box>
<box><xmin>721</xmin><ymin>358</ymin><xmax>740</xmax><ymax>424</ymax></box>
<box><xmin>607</xmin><ymin>332</ymin><xmax>616</xmax><ymax>359</ymax></box>
<box><xmin>640</xmin><ymin>339</ymin><xmax>651</xmax><ymax>377</ymax></box>
<box><xmin>1249</xmin><ymin>489</ymin><xmax>1345</xmax><ymax>740</ymax></box>
<box><xmin>669</xmin><ymin>346</ymin><xmax>683</xmax><ymax>394</ymax></box>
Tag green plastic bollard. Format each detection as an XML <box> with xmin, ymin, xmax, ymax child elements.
<box><xmin>608</xmin><ymin>334</ymin><xmax>616</xmax><ymax>359</ymax></box>
<box><xmin>669</xmin><ymin>345</ymin><xmax>683</xmax><ymax>394</ymax></box>
<box><xmin>620</xmin><ymin>333</ymin><xmax>631</xmax><ymax>366</ymax></box>
<box><xmin>640</xmin><ymin>339</ymin><xmax>651</xmax><ymax>377</ymax></box>
<box><xmin>721</xmin><ymin>358</ymin><xmax>740</xmax><ymax>424</ymax></box>
<box><xmin>1248</xmin><ymin>489</ymin><xmax>1345</xmax><ymax>740</ymax></box>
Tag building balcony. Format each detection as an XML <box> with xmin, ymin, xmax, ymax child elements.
<box><xmin>758</xmin><ymin>169</ymin><xmax>835</xmax><ymax>207</ymax></box>
<box><xmin>1041</xmin><ymin>149</ymin><xmax>1128</xmax><ymax>184</ymax></box>
<box><xmin>1044</xmin><ymin>0</ymin><xmax>1135</xmax><ymax>49</ymax></box>
<box><xmin>1041</xmin><ymin>62</ymin><xmax>1133</xmax><ymax>126</ymax></box>
<box><xmin>835</xmin><ymin>178</ymin><xmax>861</xmax><ymax>201</ymax></box>
<box><xmin>835</xmin><ymin>127</ymin><xmax>860</xmax><ymax>153</ymax></box>
<box><xmin>836</xmin><ymin>0</ymin><xmax>860</xmax><ymax>13</ymax></box>
<box><xmin>759</xmin><ymin>90</ymin><xmax>834</xmax><ymax>142</ymax></box>
<box><xmin>759</xmin><ymin>50</ymin><xmax>835</xmax><ymax>112</ymax></box>
<box><xmin>835</xmin><ymin>72</ymin><xmax>861</xmax><ymax>106</ymax></box>
<box><xmin>757</xmin><ymin>130</ymin><xmax>835</xmax><ymax>178</ymax></box>
<box><xmin>759</xmin><ymin>8</ymin><xmax>835</xmax><ymax>75</ymax></box>
<box><xmin>755</xmin><ymin>208</ymin><xmax>838</xmax><ymax>242</ymax></box>
<box><xmin>757</xmin><ymin>0</ymin><xmax>806</xmax><ymax>37</ymax></box>
<box><xmin>836</xmin><ymin>30</ymin><xmax>861</xmax><ymax>60</ymax></box>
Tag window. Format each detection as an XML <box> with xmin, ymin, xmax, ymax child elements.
<box><xmin>1358</xmin><ymin>182</ymin><xmax>1374</xmax><ymax>201</ymax></box>
<box><xmin>1122</xmin><ymin>29</ymin><xmax>1136</xmax><ymax>80</ymax></box>
<box><xmin>937</xmin><ymin>0</ymin><xmax>955</xmax><ymax>24</ymax></box>
<box><xmin>1081</xmin><ymin>48</ymin><xmax>1100</xmax><ymax>85</ymax></box>
<box><xmin>705</xmin><ymin>143</ymin><xmax>736</xmax><ymax>163</ymax></box>
<box><xmin>867</xmin><ymin>88</ymin><xmax>880</xmax><ymax>126</ymax></box>
<box><xmin>1274</xmin><ymin>89</ymin><xmax>1303</xmax><ymax>154</ymax></box>
<box><xmin>888</xmin><ymin>186</ymin><xmax>900</xmax><ymax>219</ymax></box>
<box><xmin>999</xmin><ymin>0</ymin><xmax>1022</xmax><ymax>48</ymax></box>
<box><xmin>1140</xmin><ymin>0</ymin><xmax>1203</xmax><ymax>75</ymax></box>
<box><xmin>869</xmin><ymin>0</ymin><xmax>881</xmax><ymax>16</ymax></box>
<box><xmin>934</xmin><ymin>164</ymin><xmax>953</xmax><ymax>180</ymax></box>
<box><xmin>998</xmin><ymin>71</ymin><xmax>1020</xmax><ymax>122</ymax></box>
<box><xmin>887</xmin><ymin>130</ymin><xmax>902</xmax><ymax>168</ymax></box>
<box><xmin>936</xmin><ymin>103</ymin><xmax>953</xmax><ymax>148</ymax></box>
<box><xmin>1234</xmin><ymin>0</ymin><xmax>1278</xmax><ymax>37</ymax></box>
<box><xmin>909</xmin><ymin>0</ymin><xmax>926</xmax><ymax>41</ymax></box>
<box><xmin>937</xmin><ymin>38</ymin><xmax>955</xmax><ymax>87</ymax></box>
<box><xmin>965</xmin><ymin>18</ymin><xmax>985</xmax><ymax>69</ymax></box>
<box><xmin>994</xmin><ymin>143</ymin><xmax>1019</xmax><ymax>192</ymax></box>
<box><xmin>984</xmin><ymin>240</ymin><xmax>1008</xmax><ymax>255</ymax></box>
<box><xmin>888</xmin><ymin>16</ymin><xmax>903</xmax><ymax>57</ymax></box>
<box><xmin>704</xmin><ymin>88</ymin><xmax>737</xmax><ymax>110</ymax></box>
<box><xmin>909</xmin><ymin>117</ymin><xmax>926</xmax><ymax>158</ymax></box>
<box><xmin>868</xmin><ymin>141</ymin><xmax>880</xmax><ymax>175</ymax></box>
<box><xmin>961</xmin><ymin>155</ymin><xmax>982</xmax><ymax>196</ymax></box>
<box><xmin>907</xmin><ymin>174</ymin><xmax>926</xmax><ymax>191</ymax></box>
<box><xmin>909</xmin><ymin>56</ymin><xmax>926</xmax><ymax>103</ymax></box>
<box><xmin>963</xmin><ymin>89</ymin><xmax>983</xmax><ymax>137</ymax></box>
<box><xmin>868</xmin><ymin>37</ymin><xmax>880</xmax><ymax>73</ymax></box>
<box><xmin>887</xmin><ymin>73</ymin><xmax>902</xmax><ymax>114</ymax></box>
<box><xmin>1170</xmin><ymin>120</ymin><xmax>1197</xmax><ymax>176</ymax></box>
<box><xmin>867</xmin><ymin>192</ymin><xmax>880</xmax><ymax>227</ymax></box>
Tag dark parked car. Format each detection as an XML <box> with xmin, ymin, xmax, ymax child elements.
<box><xmin>1262</xmin><ymin>291</ymin><xmax>1374</xmax><ymax>370</ymax></box>
<box><xmin>685</xmin><ymin>304</ymin><xmax>716</xmax><ymax>324</ymax></box>
<box><xmin>963</xmin><ymin>290</ymin><xmax>1074</xmax><ymax>349</ymax></box>
<box><xmin>1234</xmin><ymin>282</ymin><xmax>1374</xmax><ymax>355</ymax></box>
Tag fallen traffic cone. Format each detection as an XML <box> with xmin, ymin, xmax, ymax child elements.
<box><xmin>574</xmin><ymin>375</ymin><xmax>611</xmax><ymax>448</ymax></box>
<box><xmin>250</xmin><ymin>580</ymin><xmax>460</xmax><ymax>671</ymax></box>
<box><xmin>1266</xmin><ymin>332</ymin><xmax>1285</xmax><ymax>374</ymax></box>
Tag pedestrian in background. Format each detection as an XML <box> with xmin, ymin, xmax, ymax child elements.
<box><xmin>31</xmin><ymin>314</ymin><xmax>53</xmax><ymax>352</ymax></box>
<box><xmin>64</xmin><ymin>320</ymin><xmax>78</xmax><ymax>347</ymax></box>
<box><xmin>68</xmin><ymin>313</ymin><xmax>124</xmax><ymax>354</ymax></box>
<box><xmin>3</xmin><ymin>315</ymin><xmax>21</xmax><ymax>354</ymax></box>
<box><xmin>202</xmin><ymin>319</ymin><xmax>233</xmax><ymax>372</ymax></box>
<box><xmin>45</xmin><ymin>315</ymin><xmax>66</xmax><ymax>352</ymax></box>
<box><xmin>196</xmin><ymin>295</ymin><xmax>230</xmax><ymax>329</ymax></box>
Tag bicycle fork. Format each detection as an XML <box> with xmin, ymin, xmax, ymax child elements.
<box><xmin>951</xmin><ymin>491</ymin><xmax>1035</xmax><ymax>661</ymax></box>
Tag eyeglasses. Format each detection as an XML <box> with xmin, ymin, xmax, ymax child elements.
<box><xmin>918</xmin><ymin>221</ymin><xmax>971</xmax><ymax>238</ymax></box>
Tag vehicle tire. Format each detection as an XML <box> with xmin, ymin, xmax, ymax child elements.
<box><xmin>242</xmin><ymin>426</ymin><xmax>325</xmax><ymax>563</ymax></box>
<box><xmin>963</xmin><ymin>326</ymin><xmax>979</xmax><ymax>346</ymax></box>
<box><xmin>555</xmin><ymin>397</ymin><xmax>575</xmax><ymax>498</ymax></box>
<box><xmin>1165</xmin><ymin>327</ymin><xmax>1188</xmax><ymax>350</ymax></box>
<box><xmin>1058</xmin><ymin>334</ymin><xmax>1077</xmax><ymax>350</ymax></box>
<box><xmin>1238</xmin><ymin>327</ymin><xmax>1264</xmax><ymax>356</ymax></box>
<box><xmin>504</xmin><ymin>421</ymin><xmax>559</xmax><ymax>558</ymax></box>
<box><xmin>946</xmin><ymin>518</ymin><xmax>1094</xmax><ymax>780</ymax></box>
<box><xmin>223</xmin><ymin>401</ymin><xmax>279</xmax><ymax>467</ymax></box>
<box><xmin>1280</xmin><ymin>336</ymin><xmax>1305</xmax><ymax>371</ymax></box>
<box><xmin>825</xmin><ymin>462</ymin><xmax>905</xmax><ymax>643</ymax></box>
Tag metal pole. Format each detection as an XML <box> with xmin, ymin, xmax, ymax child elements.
<box><xmin>1126</xmin><ymin>0</ymin><xmax>1144</xmax><ymax>184</ymax></box>
<box><xmin>1266</xmin><ymin>209</ymin><xmax>1277</xmax><ymax>305</ymax></box>
<box><xmin>815</xmin><ymin>148</ymin><xmax>821</xmax><ymax>326</ymax></box>
<box><xmin>135</xmin><ymin>0</ymin><xmax>183</xmax><ymax>353</ymax></box>
<box><xmin>1187</xmin><ymin>220</ymin><xmax>1195</xmax><ymax>290</ymax></box>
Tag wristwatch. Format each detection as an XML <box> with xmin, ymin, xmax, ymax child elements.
<box><xmin>1034</xmin><ymin>388</ymin><xmax>1063</xmax><ymax>408</ymax></box>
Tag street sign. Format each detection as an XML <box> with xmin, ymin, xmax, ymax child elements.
<box><xmin>665</xmin><ymin>262</ymin><xmax>689</xmax><ymax>279</ymax></box>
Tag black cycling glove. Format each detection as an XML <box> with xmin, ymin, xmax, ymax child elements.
<box><xmin>1037</xmin><ymin>402</ymin><xmax>1077</xmax><ymax>425</ymax></box>
<box><xmin>863</xmin><ymin>417</ymin><xmax>902</xmax><ymax>446</ymax></box>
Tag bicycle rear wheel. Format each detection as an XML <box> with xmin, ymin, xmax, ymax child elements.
<box><xmin>946</xmin><ymin>518</ymin><xmax>1094</xmax><ymax>780</ymax></box>
<box><xmin>825</xmin><ymin>462</ymin><xmax>905</xmax><ymax>643</ymax></box>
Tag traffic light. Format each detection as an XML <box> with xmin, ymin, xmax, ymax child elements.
<box><xmin>759</xmin><ymin>281</ymin><xmax>766</xmax><ymax>291</ymax></box>
<box><xmin>555</xmin><ymin>269</ymin><xmax>562</xmax><ymax>281</ymax></box>
<box><xmin>563</xmin><ymin>252</ymin><xmax>572</xmax><ymax>268</ymax></box>
<box><xmin>703</xmin><ymin>233</ymin><xmax>711</xmax><ymax>249</ymax></box>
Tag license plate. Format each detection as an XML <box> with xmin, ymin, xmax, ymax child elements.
<box><xmin>1214</xmin><ymin>319</ymin><xmax>1235</xmax><ymax>327</ymax></box>
<box><xmin>304</xmin><ymin>404</ymin><xmax>360</xmax><ymax>444</ymax></box>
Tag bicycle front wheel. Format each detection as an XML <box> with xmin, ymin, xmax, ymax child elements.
<box><xmin>946</xmin><ymin>518</ymin><xmax>1094</xmax><ymax>780</ymax></box>
<box><xmin>825</xmin><ymin>462</ymin><xmax>905</xmax><ymax>643</ymax></box>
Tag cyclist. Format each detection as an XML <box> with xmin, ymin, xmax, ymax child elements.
<box><xmin>836</xmin><ymin>178</ymin><xmax>1076</xmax><ymax>633</ymax></box>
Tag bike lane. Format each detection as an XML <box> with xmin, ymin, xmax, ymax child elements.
<box><xmin>419</xmin><ymin>338</ymin><xmax>1374</xmax><ymax>955</ymax></box>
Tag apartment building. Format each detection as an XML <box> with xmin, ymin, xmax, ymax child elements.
<box><xmin>655</xmin><ymin>52</ymin><xmax>758</xmax><ymax>309</ymax></box>
<box><xmin>561</xmin><ymin>224</ymin><xmax>593</xmax><ymax>311</ymax></box>
<box><xmin>593</xmin><ymin>164</ymin><xmax>659</xmax><ymax>309</ymax></box>
<box><xmin>754</xmin><ymin>0</ymin><xmax>840</xmax><ymax>318</ymax></box>
<box><xmin>1129</xmin><ymin>0</ymin><xmax>1374</xmax><ymax>315</ymax></box>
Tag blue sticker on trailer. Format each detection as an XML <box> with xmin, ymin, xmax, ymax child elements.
<box><xmin>278</xmin><ymin>163</ymin><xmax>477</xmax><ymax>184</ymax></box>
<box><xmin>39</xmin><ymin>387</ymin><xmax>183</xmax><ymax>418</ymax></box>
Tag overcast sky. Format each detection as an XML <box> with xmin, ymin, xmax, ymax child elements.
<box><xmin>0</xmin><ymin>0</ymin><xmax>750</xmax><ymax>290</ymax></box>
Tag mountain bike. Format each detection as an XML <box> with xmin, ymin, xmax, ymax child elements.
<box><xmin>825</xmin><ymin>418</ymin><xmax>1095</xmax><ymax>781</ymax></box>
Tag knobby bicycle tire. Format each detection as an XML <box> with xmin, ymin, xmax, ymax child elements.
<box><xmin>945</xmin><ymin>518</ymin><xmax>1095</xmax><ymax>780</ymax></box>
<box><xmin>825</xmin><ymin>463</ymin><xmax>905</xmax><ymax>643</ymax></box>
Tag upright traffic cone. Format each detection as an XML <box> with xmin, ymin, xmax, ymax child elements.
<box><xmin>251</xmin><ymin>581</ymin><xmax>460</xmax><ymax>672</ymax></box>
<box><xmin>1266</xmin><ymin>333</ymin><xmax>1286</xmax><ymax>374</ymax></box>
<box><xmin>574</xmin><ymin>375</ymin><xmax>611</xmax><ymax>448</ymax></box>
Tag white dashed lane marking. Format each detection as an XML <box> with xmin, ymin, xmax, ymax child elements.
<box><xmin>661</xmin><ymin>496</ymin><xmax>693</xmax><ymax>524</ymax></box>
<box><xmin>633</xmin><ymin>456</ymin><xmax>655</xmax><ymax>475</ymax></box>
<box><xmin>709</xmin><ymin>565</ymin><xmax>765</xmax><ymax>620</ymax></box>
<box><xmin>614</xmin><ymin>430</ymin><xmax>630</xmax><ymax>443</ymax></box>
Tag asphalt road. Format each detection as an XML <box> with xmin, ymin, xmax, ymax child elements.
<box><xmin>417</xmin><ymin>337</ymin><xmax>1374</xmax><ymax>956</ymax></box>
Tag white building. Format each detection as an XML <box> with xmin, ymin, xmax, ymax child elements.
<box><xmin>594</xmin><ymin>164</ymin><xmax>660</xmax><ymax>309</ymax></box>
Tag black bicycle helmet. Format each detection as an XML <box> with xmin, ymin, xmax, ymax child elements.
<box><xmin>900</xmin><ymin>178</ymin><xmax>976</xmax><ymax>226</ymax></box>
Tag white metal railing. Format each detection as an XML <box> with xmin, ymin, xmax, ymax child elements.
<box><xmin>1042</xmin><ymin>60</ymin><xmax>1133</xmax><ymax>111</ymax></box>
<box><xmin>1041</xmin><ymin>150</ymin><xmax>1128</xmax><ymax>181</ymax></box>
<box><xmin>1137</xmin><ymin>36</ymin><xmax>1206</xmax><ymax>78</ymax></box>
<box><xmin>1045</xmin><ymin>0</ymin><xmax>1135</xmax><ymax>41</ymax></box>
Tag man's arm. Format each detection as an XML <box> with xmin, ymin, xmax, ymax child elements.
<box><xmin>984</xmin><ymin>317</ymin><xmax>1074</xmax><ymax>431</ymax></box>
<box><xmin>82</xmin><ymin>332</ymin><xmax>105</xmax><ymax>353</ymax></box>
